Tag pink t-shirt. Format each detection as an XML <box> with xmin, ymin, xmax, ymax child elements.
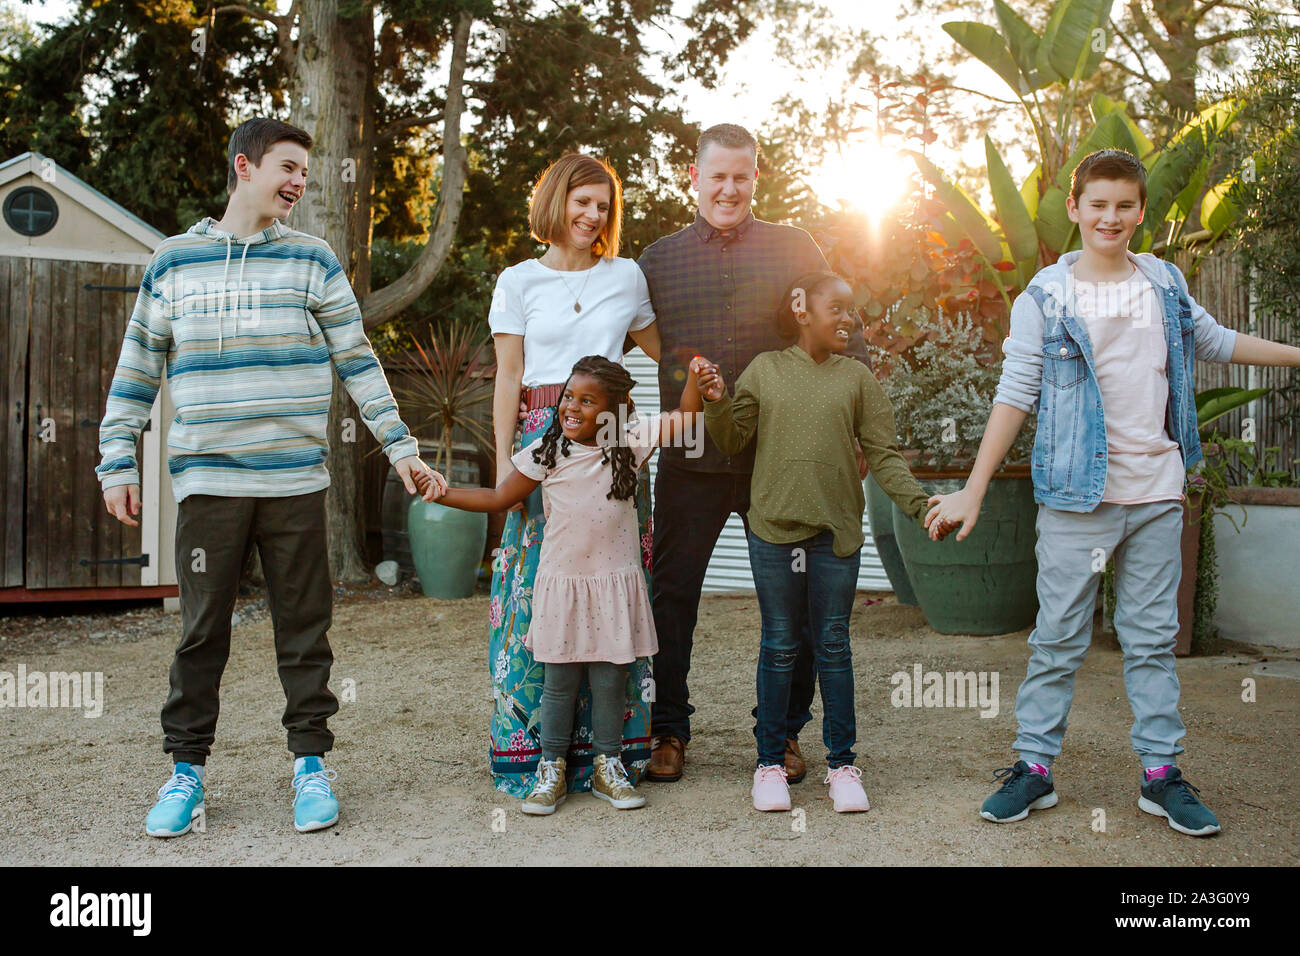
<box><xmin>1072</xmin><ymin>265</ymin><xmax>1185</xmax><ymax>504</ymax></box>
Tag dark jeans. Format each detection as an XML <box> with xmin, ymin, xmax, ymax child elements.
<box><xmin>747</xmin><ymin>529</ymin><xmax>860</xmax><ymax>769</ymax></box>
<box><xmin>650</xmin><ymin>457</ymin><xmax>816</xmax><ymax>743</ymax></box>
<box><xmin>164</xmin><ymin>490</ymin><xmax>338</xmax><ymax>764</ymax></box>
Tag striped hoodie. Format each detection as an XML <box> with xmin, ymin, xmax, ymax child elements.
<box><xmin>96</xmin><ymin>217</ymin><xmax>419</xmax><ymax>502</ymax></box>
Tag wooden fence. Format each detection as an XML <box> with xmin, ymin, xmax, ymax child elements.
<box><xmin>1176</xmin><ymin>245</ymin><xmax>1300</xmax><ymax>481</ymax></box>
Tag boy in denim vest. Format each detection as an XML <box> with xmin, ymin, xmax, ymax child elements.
<box><xmin>926</xmin><ymin>149</ymin><xmax>1300</xmax><ymax>836</ymax></box>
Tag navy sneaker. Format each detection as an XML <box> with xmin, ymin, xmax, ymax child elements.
<box><xmin>1139</xmin><ymin>767</ymin><xmax>1221</xmax><ymax>837</ymax></box>
<box><xmin>979</xmin><ymin>761</ymin><xmax>1059</xmax><ymax>823</ymax></box>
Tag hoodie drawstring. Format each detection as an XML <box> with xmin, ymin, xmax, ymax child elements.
<box><xmin>235</xmin><ymin>239</ymin><xmax>250</xmax><ymax>342</ymax></box>
<box><xmin>215</xmin><ymin>234</ymin><xmax>252</xmax><ymax>356</ymax></box>
<box><xmin>218</xmin><ymin>236</ymin><xmax>233</xmax><ymax>357</ymax></box>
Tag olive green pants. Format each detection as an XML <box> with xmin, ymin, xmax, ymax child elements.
<box><xmin>164</xmin><ymin>490</ymin><xmax>337</xmax><ymax>764</ymax></box>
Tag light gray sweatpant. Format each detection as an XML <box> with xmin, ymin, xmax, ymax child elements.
<box><xmin>1015</xmin><ymin>500</ymin><xmax>1186</xmax><ymax>771</ymax></box>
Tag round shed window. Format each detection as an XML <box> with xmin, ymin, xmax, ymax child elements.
<box><xmin>4</xmin><ymin>186</ymin><xmax>59</xmax><ymax>237</ymax></box>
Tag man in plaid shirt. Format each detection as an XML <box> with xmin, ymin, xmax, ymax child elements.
<box><xmin>638</xmin><ymin>123</ymin><xmax>870</xmax><ymax>784</ymax></box>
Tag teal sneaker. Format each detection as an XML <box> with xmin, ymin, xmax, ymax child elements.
<box><xmin>979</xmin><ymin>761</ymin><xmax>1059</xmax><ymax>823</ymax></box>
<box><xmin>292</xmin><ymin>756</ymin><xmax>339</xmax><ymax>832</ymax></box>
<box><xmin>1139</xmin><ymin>767</ymin><xmax>1221</xmax><ymax>837</ymax></box>
<box><xmin>145</xmin><ymin>763</ymin><xmax>205</xmax><ymax>838</ymax></box>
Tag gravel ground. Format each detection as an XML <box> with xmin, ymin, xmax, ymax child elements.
<box><xmin>1</xmin><ymin>586</ymin><xmax>1296</xmax><ymax>866</ymax></box>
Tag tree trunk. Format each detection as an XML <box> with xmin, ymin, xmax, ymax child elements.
<box><xmin>359</xmin><ymin>10</ymin><xmax>473</xmax><ymax>330</ymax></box>
<box><xmin>290</xmin><ymin>0</ymin><xmax>375</xmax><ymax>582</ymax></box>
<box><xmin>1151</xmin><ymin>0</ymin><xmax>1199</xmax><ymax>123</ymax></box>
<box><xmin>274</xmin><ymin>4</ymin><xmax>473</xmax><ymax>582</ymax></box>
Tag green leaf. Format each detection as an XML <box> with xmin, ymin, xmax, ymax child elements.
<box><xmin>1040</xmin><ymin>0</ymin><xmax>1116</xmax><ymax>84</ymax></box>
<box><xmin>1197</xmin><ymin>386</ymin><xmax>1270</xmax><ymax>431</ymax></box>
<box><xmin>1019</xmin><ymin>162</ymin><xmax>1043</xmax><ymax>218</ymax></box>
<box><xmin>1035</xmin><ymin>184</ymin><xmax>1075</xmax><ymax>253</ymax></box>
<box><xmin>993</xmin><ymin>0</ymin><xmax>1053</xmax><ymax>91</ymax></box>
<box><xmin>943</xmin><ymin>21</ymin><xmax>1026</xmax><ymax>96</ymax></box>
<box><xmin>1201</xmin><ymin>173</ymin><xmax>1240</xmax><ymax>237</ymax></box>
<box><xmin>1167</xmin><ymin>162</ymin><xmax>1209</xmax><ymax>224</ymax></box>
<box><xmin>986</xmin><ymin>134</ymin><xmax>1038</xmax><ymax>266</ymax></box>
<box><xmin>1089</xmin><ymin>93</ymin><xmax>1155</xmax><ymax>158</ymax></box>
<box><xmin>1054</xmin><ymin>111</ymin><xmax>1140</xmax><ymax>193</ymax></box>
<box><xmin>906</xmin><ymin>149</ymin><xmax>1005</xmax><ymax>264</ymax></box>
<box><xmin>1145</xmin><ymin>98</ymin><xmax>1243</xmax><ymax>233</ymax></box>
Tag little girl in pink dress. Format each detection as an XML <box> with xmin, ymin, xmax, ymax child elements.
<box><xmin>427</xmin><ymin>354</ymin><xmax>707</xmax><ymax>815</ymax></box>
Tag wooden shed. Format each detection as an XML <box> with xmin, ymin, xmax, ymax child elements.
<box><xmin>0</xmin><ymin>151</ymin><xmax>178</xmax><ymax>603</ymax></box>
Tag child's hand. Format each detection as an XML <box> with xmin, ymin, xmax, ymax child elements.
<box><xmin>690</xmin><ymin>354</ymin><xmax>724</xmax><ymax>402</ymax></box>
<box><xmin>411</xmin><ymin>464</ymin><xmax>449</xmax><ymax>502</ymax></box>
<box><xmin>924</xmin><ymin>488</ymin><xmax>982</xmax><ymax>541</ymax></box>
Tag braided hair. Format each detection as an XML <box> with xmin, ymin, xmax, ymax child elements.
<box><xmin>531</xmin><ymin>355</ymin><xmax>640</xmax><ymax>501</ymax></box>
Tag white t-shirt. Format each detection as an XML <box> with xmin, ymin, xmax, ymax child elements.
<box><xmin>488</xmin><ymin>257</ymin><xmax>656</xmax><ymax>386</ymax></box>
<box><xmin>1072</xmin><ymin>265</ymin><xmax>1185</xmax><ymax>504</ymax></box>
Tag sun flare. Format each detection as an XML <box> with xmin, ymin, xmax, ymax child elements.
<box><xmin>808</xmin><ymin>140</ymin><xmax>912</xmax><ymax>218</ymax></box>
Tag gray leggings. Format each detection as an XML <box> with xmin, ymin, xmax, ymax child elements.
<box><xmin>540</xmin><ymin>661</ymin><xmax>628</xmax><ymax>760</ymax></box>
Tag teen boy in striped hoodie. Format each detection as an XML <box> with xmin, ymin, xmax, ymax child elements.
<box><xmin>97</xmin><ymin>118</ymin><xmax>444</xmax><ymax>837</ymax></box>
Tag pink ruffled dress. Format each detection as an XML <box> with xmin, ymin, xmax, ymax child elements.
<box><xmin>510</xmin><ymin>415</ymin><xmax>661</xmax><ymax>664</ymax></box>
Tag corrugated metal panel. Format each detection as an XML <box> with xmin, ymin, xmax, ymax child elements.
<box><xmin>625</xmin><ymin>349</ymin><xmax>891</xmax><ymax>593</ymax></box>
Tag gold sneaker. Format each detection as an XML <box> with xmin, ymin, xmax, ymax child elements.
<box><xmin>521</xmin><ymin>757</ymin><xmax>567</xmax><ymax>815</ymax></box>
<box><xmin>592</xmin><ymin>754</ymin><xmax>646</xmax><ymax>810</ymax></box>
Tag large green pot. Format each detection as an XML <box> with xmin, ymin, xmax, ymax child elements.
<box><xmin>864</xmin><ymin>473</ymin><xmax>918</xmax><ymax>606</ymax></box>
<box><xmin>891</xmin><ymin>473</ymin><xmax>1038</xmax><ymax>635</ymax></box>
<box><xmin>407</xmin><ymin>498</ymin><xmax>488</xmax><ymax>599</ymax></box>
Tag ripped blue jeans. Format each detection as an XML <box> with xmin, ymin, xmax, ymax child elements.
<box><xmin>747</xmin><ymin>530</ymin><xmax>861</xmax><ymax>769</ymax></box>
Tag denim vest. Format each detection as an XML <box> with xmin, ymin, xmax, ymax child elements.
<box><xmin>1025</xmin><ymin>258</ymin><xmax>1202</xmax><ymax>512</ymax></box>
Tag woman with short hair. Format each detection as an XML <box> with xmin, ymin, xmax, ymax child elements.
<box><xmin>486</xmin><ymin>153</ymin><xmax>661</xmax><ymax>799</ymax></box>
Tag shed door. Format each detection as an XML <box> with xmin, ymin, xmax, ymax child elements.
<box><xmin>1</xmin><ymin>256</ymin><xmax>29</xmax><ymax>586</ymax></box>
<box><xmin>20</xmin><ymin>258</ymin><xmax>147</xmax><ymax>588</ymax></box>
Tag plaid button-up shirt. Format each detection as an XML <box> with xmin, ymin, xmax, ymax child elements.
<box><xmin>637</xmin><ymin>210</ymin><xmax>869</xmax><ymax>472</ymax></box>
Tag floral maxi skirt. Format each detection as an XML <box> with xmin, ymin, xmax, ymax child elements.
<box><xmin>487</xmin><ymin>404</ymin><xmax>654</xmax><ymax>797</ymax></box>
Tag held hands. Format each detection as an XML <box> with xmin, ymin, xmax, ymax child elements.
<box><xmin>690</xmin><ymin>354</ymin><xmax>724</xmax><ymax>401</ymax></box>
<box><xmin>924</xmin><ymin>487</ymin><xmax>982</xmax><ymax>542</ymax></box>
<box><xmin>396</xmin><ymin>456</ymin><xmax>448</xmax><ymax>502</ymax></box>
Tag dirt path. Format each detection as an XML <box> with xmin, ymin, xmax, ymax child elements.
<box><xmin>1</xmin><ymin>590</ymin><xmax>1296</xmax><ymax>865</ymax></box>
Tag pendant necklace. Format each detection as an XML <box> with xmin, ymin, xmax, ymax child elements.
<box><xmin>555</xmin><ymin>258</ymin><xmax>597</xmax><ymax>313</ymax></box>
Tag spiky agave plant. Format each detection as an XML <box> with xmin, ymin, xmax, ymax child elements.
<box><xmin>392</xmin><ymin>320</ymin><xmax>497</xmax><ymax>481</ymax></box>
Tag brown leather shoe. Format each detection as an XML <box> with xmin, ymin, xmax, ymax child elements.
<box><xmin>784</xmin><ymin>738</ymin><xmax>807</xmax><ymax>784</ymax></box>
<box><xmin>647</xmin><ymin>735</ymin><xmax>685</xmax><ymax>781</ymax></box>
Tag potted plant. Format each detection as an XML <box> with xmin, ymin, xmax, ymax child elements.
<box><xmin>390</xmin><ymin>320</ymin><xmax>496</xmax><ymax>599</ymax></box>
<box><xmin>875</xmin><ymin>310</ymin><xmax>1039</xmax><ymax>635</ymax></box>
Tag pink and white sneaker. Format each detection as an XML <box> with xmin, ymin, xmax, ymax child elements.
<box><xmin>825</xmin><ymin>765</ymin><xmax>870</xmax><ymax>812</ymax></box>
<box><xmin>752</xmin><ymin>764</ymin><xmax>791</xmax><ymax>811</ymax></box>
